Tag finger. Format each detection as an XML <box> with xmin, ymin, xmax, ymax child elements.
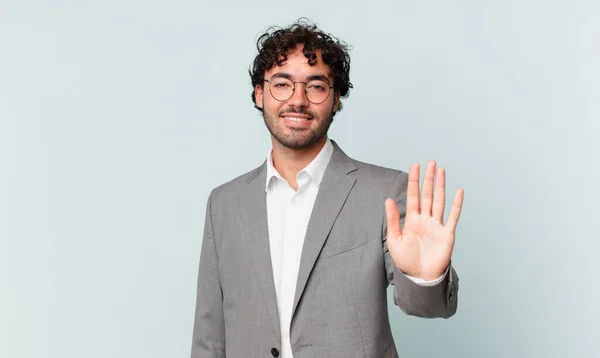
<box><xmin>420</xmin><ymin>160</ymin><xmax>436</xmax><ymax>217</ymax></box>
<box><xmin>406</xmin><ymin>163</ymin><xmax>420</xmax><ymax>215</ymax></box>
<box><xmin>432</xmin><ymin>167</ymin><xmax>445</xmax><ymax>223</ymax></box>
<box><xmin>385</xmin><ymin>198</ymin><xmax>402</xmax><ymax>237</ymax></box>
<box><xmin>446</xmin><ymin>188</ymin><xmax>464</xmax><ymax>232</ymax></box>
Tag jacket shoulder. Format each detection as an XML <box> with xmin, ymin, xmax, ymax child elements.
<box><xmin>351</xmin><ymin>159</ymin><xmax>408</xmax><ymax>184</ymax></box>
<box><xmin>207</xmin><ymin>162</ymin><xmax>265</xmax><ymax>205</ymax></box>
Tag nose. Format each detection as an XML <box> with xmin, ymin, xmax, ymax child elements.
<box><xmin>287</xmin><ymin>83</ymin><xmax>310</xmax><ymax>107</ymax></box>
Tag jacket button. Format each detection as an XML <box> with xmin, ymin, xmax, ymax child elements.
<box><xmin>271</xmin><ymin>347</ymin><xmax>280</xmax><ymax>357</ymax></box>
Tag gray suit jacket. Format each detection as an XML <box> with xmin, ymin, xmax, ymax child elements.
<box><xmin>191</xmin><ymin>141</ymin><xmax>459</xmax><ymax>358</ymax></box>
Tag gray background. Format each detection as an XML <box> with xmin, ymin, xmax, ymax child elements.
<box><xmin>1</xmin><ymin>0</ymin><xmax>598</xmax><ymax>357</ymax></box>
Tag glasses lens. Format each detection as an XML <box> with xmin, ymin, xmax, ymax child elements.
<box><xmin>269</xmin><ymin>78</ymin><xmax>294</xmax><ymax>101</ymax></box>
<box><xmin>305</xmin><ymin>80</ymin><xmax>330</xmax><ymax>104</ymax></box>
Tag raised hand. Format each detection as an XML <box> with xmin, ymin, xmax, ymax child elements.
<box><xmin>385</xmin><ymin>161</ymin><xmax>464</xmax><ymax>281</ymax></box>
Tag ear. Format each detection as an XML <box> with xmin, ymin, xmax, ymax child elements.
<box><xmin>254</xmin><ymin>84</ymin><xmax>264</xmax><ymax>109</ymax></box>
<box><xmin>332</xmin><ymin>91</ymin><xmax>340</xmax><ymax>112</ymax></box>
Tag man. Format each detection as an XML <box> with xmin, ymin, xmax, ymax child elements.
<box><xmin>191</xmin><ymin>19</ymin><xmax>464</xmax><ymax>358</ymax></box>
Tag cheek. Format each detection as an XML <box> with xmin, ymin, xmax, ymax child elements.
<box><xmin>263</xmin><ymin>97</ymin><xmax>283</xmax><ymax>115</ymax></box>
<box><xmin>263</xmin><ymin>95</ymin><xmax>275</xmax><ymax>108</ymax></box>
<box><xmin>318</xmin><ymin>101</ymin><xmax>336</xmax><ymax>116</ymax></box>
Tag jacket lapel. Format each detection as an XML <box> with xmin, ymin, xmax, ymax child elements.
<box><xmin>292</xmin><ymin>142</ymin><xmax>358</xmax><ymax>317</ymax></box>
<box><xmin>239</xmin><ymin>162</ymin><xmax>281</xmax><ymax>340</ymax></box>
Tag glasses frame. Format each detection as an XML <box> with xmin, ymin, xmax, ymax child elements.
<box><xmin>264</xmin><ymin>78</ymin><xmax>334</xmax><ymax>104</ymax></box>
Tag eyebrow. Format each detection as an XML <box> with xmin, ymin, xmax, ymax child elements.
<box><xmin>270</xmin><ymin>72</ymin><xmax>331</xmax><ymax>84</ymax></box>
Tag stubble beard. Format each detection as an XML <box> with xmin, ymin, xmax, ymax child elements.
<box><xmin>263</xmin><ymin>108</ymin><xmax>334</xmax><ymax>150</ymax></box>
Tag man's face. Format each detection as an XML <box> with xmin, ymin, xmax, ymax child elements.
<box><xmin>254</xmin><ymin>45</ymin><xmax>339</xmax><ymax>151</ymax></box>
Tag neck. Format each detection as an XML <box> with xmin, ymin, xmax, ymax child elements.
<box><xmin>271</xmin><ymin>136</ymin><xmax>328</xmax><ymax>191</ymax></box>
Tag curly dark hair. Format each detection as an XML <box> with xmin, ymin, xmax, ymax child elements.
<box><xmin>249</xmin><ymin>18</ymin><xmax>353</xmax><ymax>116</ymax></box>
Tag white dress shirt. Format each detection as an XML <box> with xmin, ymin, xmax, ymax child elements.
<box><xmin>265</xmin><ymin>139</ymin><xmax>446</xmax><ymax>358</ymax></box>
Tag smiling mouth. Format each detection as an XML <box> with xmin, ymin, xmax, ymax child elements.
<box><xmin>282</xmin><ymin>115</ymin><xmax>312</xmax><ymax>122</ymax></box>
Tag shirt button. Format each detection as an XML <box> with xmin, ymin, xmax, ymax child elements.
<box><xmin>271</xmin><ymin>347</ymin><xmax>280</xmax><ymax>357</ymax></box>
<box><xmin>291</xmin><ymin>197</ymin><xmax>297</xmax><ymax>205</ymax></box>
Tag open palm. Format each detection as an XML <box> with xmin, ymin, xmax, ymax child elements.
<box><xmin>385</xmin><ymin>161</ymin><xmax>464</xmax><ymax>281</ymax></box>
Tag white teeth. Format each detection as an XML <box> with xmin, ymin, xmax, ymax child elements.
<box><xmin>284</xmin><ymin>116</ymin><xmax>308</xmax><ymax>122</ymax></box>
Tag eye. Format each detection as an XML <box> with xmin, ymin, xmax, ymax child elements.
<box><xmin>273</xmin><ymin>82</ymin><xmax>292</xmax><ymax>88</ymax></box>
<box><xmin>307</xmin><ymin>83</ymin><xmax>327</xmax><ymax>92</ymax></box>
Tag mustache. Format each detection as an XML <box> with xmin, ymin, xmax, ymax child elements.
<box><xmin>278</xmin><ymin>107</ymin><xmax>314</xmax><ymax>118</ymax></box>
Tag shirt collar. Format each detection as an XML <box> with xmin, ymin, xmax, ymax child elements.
<box><xmin>265</xmin><ymin>138</ymin><xmax>334</xmax><ymax>191</ymax></box>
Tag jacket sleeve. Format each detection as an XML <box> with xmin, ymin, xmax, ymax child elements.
<box><xmin>383</xmin><ymin>171</ymin><xmax>459</xmax><ymax>318</ymax></box>
<box><xmin>191</xmin><ymin>190</ymin><xmax>226</xmax><ymax>357</ymax></box>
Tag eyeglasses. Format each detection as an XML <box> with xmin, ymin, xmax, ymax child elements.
<box><xmin>264</xmin><ymin>77</ymin><xmax>333</xmax><ymax>104</ymax></box>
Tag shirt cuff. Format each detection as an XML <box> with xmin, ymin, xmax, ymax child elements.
<box><xmin>402</xmin><ymin>266</ymin><xmax>449</xmax><ymax>287</ymax></box>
